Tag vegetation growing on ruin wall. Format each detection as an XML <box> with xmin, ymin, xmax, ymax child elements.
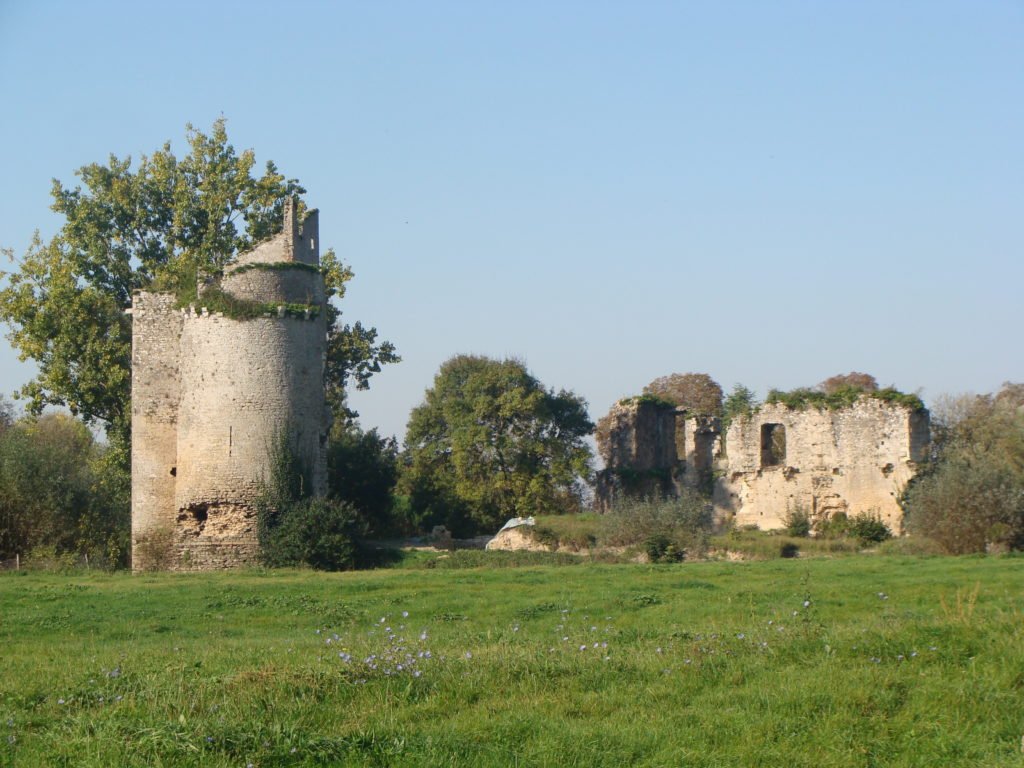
<box><xmin>642</xmin><ymin>372</ymin><xmax>724</xmax><ymax>416</ymax></box>
<box><xmin>763</xmin><ymin>385</ymin><xmax>925</xmax><ymax>412</ymax></box>
<box><xmin>617</xmin><ymin>393</ymin><xmax>677</xmax><ymax>408</ymax></box>
<box><xmin>179</xmin><ymin>283</ymin><xmax>321</xmax><ymax>321</ymax></box>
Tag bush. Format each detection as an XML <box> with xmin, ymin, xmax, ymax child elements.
<box><xmin>257</xmin><ymin>434</ymin><xmax>365</xmax><ymax>570</ymax></box>
<box><xmin>601</xmin><ymin>491</ymin><xmax>713</xmax><ymax>559</ymax></box>
<box><xmin>814</xmin><ymin>512</ymin><xmax>850</xmax><ymax>539</ymax></box>
<box><xmin>902</xmin><ymin>383</ymin><xmax>1024</xmax><ymax>554</ymax></box>
<box><xmin>903</xmin><ymin>454</ymin><xmax>1024</xmax><ymax>554</ymax></box>
<box><xmin>847</xmin><ymin>513</ymin><xmax>892</xmax><ymax>545</ymax></box>
<box><xmin>643</xmin><ymin>534</ymin><xmax>685</xmax><ymax>563</ymax></box>
<box><xmin>779</xmin><ymin>542</ymin><xmax>800</xmax><ymax>558</ymax></box>
<box><xmin>260</xmin><ymin>497</ymin><xmax>363</xmax><ymax>571</ymax></box>
<box><xmin>782</xmin><ymin>508</ymin><xmax>811</xmax><ymax>538</ymax></box>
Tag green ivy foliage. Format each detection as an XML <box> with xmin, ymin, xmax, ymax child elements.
<box><xmin>764</xmin><ymin>386</ymin><xmax>924</xmax><ymax>412</ymax></box>
<box><xmin>617</xmin><ymin>393</ymin><xmax>677</xmax><ymax>408</ymax></box>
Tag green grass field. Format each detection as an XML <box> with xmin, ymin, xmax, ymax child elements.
<box><xmin>1</xmin><ymin>555</ymin><xmax>1022</xmax><ymax>767</ymax></box>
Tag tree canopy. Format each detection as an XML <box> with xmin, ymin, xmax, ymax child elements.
<box><xmin>642</xmin><ymin>372</ymin><xmax>723</xmax><ymax>416</ymax></box>
<box><xmin>400</xmin><ymin>355</ymin><xmax>594</xmax><ymax>535</ymax></box>
<box><xmin>818</xmin><ymin>372</ymin><xmax>879</xmax><ymax>394</ymax></box>
<box><xmin>903</xmin><ymin>382</ymin><xmax>1024</xmax><ymax>553</ymax></box>
<box><xmin>0</xmin><ymin>411</ymin><xmax>127</xmax><ymax>563</ymax></box>
<box><xmin>0</xmin><ymin>119</ymin><xmax>397</xmax><ymax>441</ymax></box>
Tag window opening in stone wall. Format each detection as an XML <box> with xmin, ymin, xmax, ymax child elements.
<box><xmin>761</xmin><ymin>423</ymin><xmax>786</xmax><ymax>467</ymax></box>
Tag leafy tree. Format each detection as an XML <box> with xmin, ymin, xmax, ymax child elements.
<box><xmin>0</xmin><ymin>412</ymin><xmax>127</xmax><ymax>564</ymax></box>
<box><xmin>0</xmin><ymin>119</ymin><xmax>397</xmax><ymax>444</ymax></box>
<box><xmin>903</xmin><ymin>382</ymin><xmax>1024</xmax><ymax>553</ymax></box>
<box><xmin>643</xmin><ymin>373</ymin><xmax>723</xmax><ymax>416</ymax></box>
<box><xmin>722</xmin><ymin>383</ymin><xmax>759</xmax><ymax>423</ymax></box>
<box><xmin>818</xmin><ymin>372</ymin><xmax>878</xmax><ymax>394</ymax></box>
<box><xmin>400</xmin><ymin>355</ymin><xmax>594</xmax><ymax>535</ymax></box>
<box><xmin>327</xmin><ymin>422</ymin><xmax>400</xmax><ymax>536</ymax></box>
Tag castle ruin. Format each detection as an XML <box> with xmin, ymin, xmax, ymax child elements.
<box><xmin>130</xmin><ymin>200</ymin><xmax>329</xmax><ymax>570</ymax></box>
<box><xmin>596</xmin><ymin>394</ymin><xmax>930</xmax><ymax>532</ymax></box>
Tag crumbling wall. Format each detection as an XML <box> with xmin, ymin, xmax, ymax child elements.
<box><xmin>716</xmin><ymin>399</ymin><xmax>929</xmax><ymax>532</ymax></box>
<box><xmin>595</xmin><ymin>400</ymin><xmax>682</xmax><ymax>510</ymax></box>
<box><xmin>233</xmin><ymin>204</ymin><xmax>319</xmax><ymax>267</ymax></box>
<box><xmin>679</xmin><ymin>415</ymin><xmax>722</xmax><ymax>490</ymax></box>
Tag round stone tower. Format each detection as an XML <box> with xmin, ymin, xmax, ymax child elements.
<box><xmin>131</xmin><ymin>200</ymin><xmax>330</xmax><ymax>570</ymax></box>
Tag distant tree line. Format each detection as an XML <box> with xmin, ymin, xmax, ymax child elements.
<box><xmin>0</xmin><ymin>399</ymin><xmax>128</xmax><ymax>565</ymax></box>
<box><xmin>903</xmin><ymin>383</ymin><xmax>1024</xmax><ymax>553</ymax></box>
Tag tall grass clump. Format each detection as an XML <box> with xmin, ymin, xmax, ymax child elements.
<box><xmin>601</xmin><ymin>491</ymin><xmax>713</xmax><ymax>561</ymax></box>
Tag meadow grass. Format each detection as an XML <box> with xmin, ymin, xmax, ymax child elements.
<box><xmin>1</xmin><ymin>555</ymin><xmax>1022</xmax><ymax>767</ymax></box>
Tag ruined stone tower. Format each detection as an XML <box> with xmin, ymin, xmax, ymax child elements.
<box><xmin>131</xmin><ymin>200</ymin><xmax>329</xmax><ymax>570</ymax></box>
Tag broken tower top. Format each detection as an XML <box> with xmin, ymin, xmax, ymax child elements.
<box><xmin>234</xmin><ymin>197</ymin><xmax>320</xmax><ymax>268</ymax></box>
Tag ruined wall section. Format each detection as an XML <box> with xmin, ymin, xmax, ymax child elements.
<box><xmin>234</xmin><ymin>202</ymin><xmax>319</xmax><ymax>267</ymax></box>
<box><xmin>678</xmin><ymin>415</ymin><xmax>722</xmax><ymax>490</ymax></box>
<box><xmin>717</xmin><ymin>399</ymin><xmax>928</xmax><ymax>532</ymax></box>
<box><xmin>130</xmin><ymin>291</ymin><xmax>182</xmax><ymax>570</ymax></box>
<box><xmin>595</xmin><ymin>400</ymin><xmax>679</xmax><ymax>510</ymax></box>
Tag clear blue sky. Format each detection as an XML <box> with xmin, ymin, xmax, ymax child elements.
<box><xmin>0</xmin><ymin>1</ymin><xmax>1021</xmax><ymax>441</ymax></box>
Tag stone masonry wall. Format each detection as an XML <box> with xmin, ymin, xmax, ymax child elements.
<box><xmin>172</xmin><ymin>310</ymin><xmax>327</xmax><ymax>569</ymax></box>
<box><xmin>221</xmin><ymin>265</ymin><xmax>326</xmax><ymax>305</ymax></box>
<box><xmin>679</xmin><ymin>415</ymin><xmax>722</xmax><ymax>490</ymax></box>
<box><xmin>594</xmin><ymin>400</ymin><xmax>680</xmax><ymax>510</ymax></box>
<box><xmin>130</xmin><ymin>292</ymin><xmax>182</xmax><ymax>571</ymax></box>
<box><xmin>233</xmin><ymin>202</ymin><xmax>319</xmax><ymax>267</ymax></box>
<box><xmin>715</xmin><ymin>399</ymin><xmax>929</xmax><ymax>532</ymax></box>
